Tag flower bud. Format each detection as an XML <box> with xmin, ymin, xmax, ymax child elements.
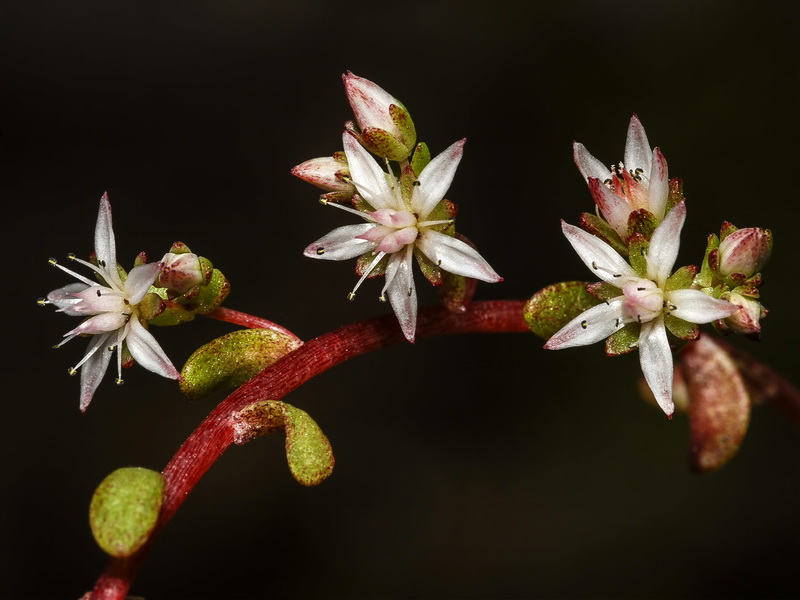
<box><xmin>342</xmin><ymin>71</ymin><xmax>416</xmax><ymax>161</ymax></box>
<box><xmin>718</xmin><ymin>292</ymin><xmax>768</xmax><ymax>339</ymax></box>
<box><xmin>157</xmin><ymin>251</ymin><xmax>205</xmax><ymax>295</ymax></box>
<box><xmin>290</xmin><ymin>152</ymin><xmax>354</xmax><ymax>202</ymax></box>
<box><xmin>718</xmin><ymin>227</ymin><xmax>772</xmax><ymax>279</ymax></box>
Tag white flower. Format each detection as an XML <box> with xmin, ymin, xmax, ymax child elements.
<box><xmin>304</xmin><ymin>132</ymin><xmax>502</xmax><ymax>342</ymax></box>
<box><xmin>41</xmin><ymin>193</ymin><xmax>180</xmax><ymax>411</ymax></box>
<box><xmin>573</xmin><ymin>115</ymin><xmax>670</xmax><ymax>239</ymax></box>
<box><xmin>544</xmin><ymin>202</ymin><xmax>739</xmax><ymax>416</ymax></box>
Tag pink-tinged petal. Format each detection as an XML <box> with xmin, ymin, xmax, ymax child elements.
<box><xmin>624</xmin><ymin>114</ymin><xmax>652</xmax><ymax>177</ymax></box>
<box><xmin>375</xmin><ymin>226</ymin><xmax>417</xmax><ymax>254</ymax></box>
<box><xmin>384</xmin><ymin>247</ymin><xmax>417</xmax><ymax>342</ymax></box>
<box><xmin>667</xmin><ymin>289</ymin><xmax>739</xmax><ymax>323</ymax></box>
<box><xmin>290</xmin><ymin>156</ymin><xmax>352</xmax><ymax>192</ymax></box>
<box><xmin>125</xmin><ymin>262</ymin><xmax>163</xmax><ymax>304</ymax></box>
<box><xmin>638</xmin><ymin>317</ymin><xmax>674</xmax><ymax>416</ymax></box>
<box><xmin>417</xmin><ymin>230</ymin><xmax>501</xmax><ymax>282</ymax></box>
<box><xmin>573</xmin><ymin>142</ymin><xmax>610</xmax><ymax>182</ymax></box>
<box><xmin>588</xmin><ymin>178</ymin><xmax>631</xmax><ymax>238</ymax></box>
<box><xmin>561</xmin><ymin>222</ymin><xmax>637</xmax><ymax>284</ymax></box>
<box><xmin>544</xmin><ymin>298</ymin><xmax>626</xmax><ymax>349</ymax></box>
<box><xmin>357</xmin><ymin>225</ymin><xmax>394</xmax><ymax>242</ymax></box>
<box><xmin>342</xmin><ymin>132</ymin><xmax>394</xmax><ymax>209</ymax></box>
<box><xmin>367</xmin><ymin>208</ymin><xmax>416</xmax><ymax>228</ymax></box>
<box><xmin>304</xmin><ymin>224</ymin><xmax>379</xmax><ymax>260</ymax></box>
<box><xmin>66</xmin><ymin>312</ymin><xmax>128</xmax><ymax>336</ymax></box>
<box><xmin>78</xmin><ymin>334</ymin><xmax>114</xmax><ymax>412</ymax></box>
<box><xmin>343</xmin><ymin>71</ymin><xmax>396</xmax><ymax>133</ymax></box>
<box><xmin>411</xmin><ymin>138</ymin><xmax>465</xmax><ymax>218</ymax></box>
<box><xmin>126</xmin><ymin>317</ymin><xmax>180</xmax><ymax>380</ymax></box>
<box><xmin>647</xmin><ymin>148</ymin><xmax>669</xmax><ymax>220</ymax></box>
<box><xmin>47</xmin><ymin>282</ymin><xmax>90</xmax><ymax>314</ymax></box>
<box><xmin>646</xmin><ymin>200</ymin><xmax>686</xmax><ymax>285</ymax></box>
<box><xmin>94</xmin><ymin>193</ymin><xmax>123</xmax><ymax>289</ymax></box>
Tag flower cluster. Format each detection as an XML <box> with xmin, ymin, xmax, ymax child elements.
<box><xmin>541</xmin><ymin>117</ymin><xmax>773</xmax><ymax>417</ymax></box>
<box><xmin>293</xmin><ymin>72</ymin><xmax>501</xmax><ymax>342</ymax></box>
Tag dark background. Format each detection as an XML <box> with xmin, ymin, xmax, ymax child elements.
<box><xmin>2</xmin><ymin>1</ymin><xmax>799</xmax><ymax>598</ymax></box>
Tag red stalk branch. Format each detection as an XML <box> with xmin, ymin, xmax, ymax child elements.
<box><xmin>88</xmin><ymin>300</ymin><xmax>528</xmax><ymax>599</ymax></box>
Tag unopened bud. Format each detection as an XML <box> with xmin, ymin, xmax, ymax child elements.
<box><xmin>157</xmin><ymin>252</ymin><xmax>204</xmax><ymax>295</ymax></box>
<box><xmin>342</xmin><ymin>71</ymin><xmax>416</xmax><ymax>161</ymax></box>
<box><xmin>718</xmin><ymin>292</ymin><xmax>768</xmax><ymax>339</ymax></box>
<box><xmin>718</xmin><ymin>227</ymin><xmax>772</xmax><ymax>279</ymax></box>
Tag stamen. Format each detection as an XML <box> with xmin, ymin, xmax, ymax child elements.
<box><xmin>67</xmin><ymin>253</ymin><xmax>76</xmax><ymax>261</ymax></box>
<box><xmin>315</xmin><ymin>247</ymin><xmax>325</xmax><ymax>256</ymax></box>
<box><xmin>67</xmin><ymin>367</ymin><xmax>77</xmax><ymax>376</ymax></box>
<box><xmin>347</xmin><ymin>251</ymin><xmax>386</xmax><ymax>300</ymax></box>
<box><xmin>412</xmin><ymin>180</ymin><xmax>420</xmax><ymax>186</ymax></box>
<box><xmin>48</xmin><ymin>257</ymin><xmax>58</xmax><ymax>266</ymax></box>
<box><xmin>580</xmin><ymin>320</ymin><xmax>588</xmax><ymax>329</ymax></box>
<box><xmin>115</xmin><ymin>378</ymin><xmax>124</xmax><ymax>386</ymax></box>
<box><xmin>591</xmin><ymin>261</ymin><xmax>622</xmax><ymax>278</ymax></box>
<box><xmin>325</xmin><ymin>200</ymin><xmax>378</xmax><ymax>222</ymax></box>
<box><xmin>37</xmin><ymin>298</ymin><xmax>48</xmax><ymax>306</ymax></box>
<box><xmin>417</xmin><ymin>218</ymin><xmax>453</xmax><ymax>228</ymax></box>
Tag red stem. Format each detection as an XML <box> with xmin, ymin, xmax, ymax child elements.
<box><xmin>88</xmin><ymin>300</ymin><xmax>528</xmax><ymax>599</ymax></box>
<box><xmin>205</xmin><ymin>306</ymin><xmax>303</xmax><ymax>342</ymax></box>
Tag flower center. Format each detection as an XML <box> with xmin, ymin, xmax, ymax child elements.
<box><xmin>621</xmin><ymin>279</ymin><xmax>664</xmax><ymax>324</ymax></box>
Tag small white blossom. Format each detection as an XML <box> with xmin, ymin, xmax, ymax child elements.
<box><xmin>42</xmin><ymin>193</ymin><xmax>180</xmax><ymax>411</ymax></box>
<box><xmin>304</xmin><ymin>133</ymin><xmax>502</xmax><ymax>342</ymax></box>
<box><xmin>544</xmin><ymin>202</ymin><xmax>739</xmax><ymax>416</ymax></box>
<box><xmin>573</xmin><ymin>115</ymin><xmax>670</xmax><ymax>239</ymax></box>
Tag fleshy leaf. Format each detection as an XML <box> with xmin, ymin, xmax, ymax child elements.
<box><xmin>180</xmin><ymin>329</ymin><xmax>303</xmax><ymax>400</ymax></box>
<box><xmin>682</xmin><ymin>335</ymin><xmax>750</xmax><ymax>474</ymax></box>
<box><xmin>89</xmin><ymin>467</ymin><xmax>165</xmax><ymax>558</ymax></box>
<box><xmin>524</xmin><ymin>281</ymin><xmax>602</xmax><ymax>340</ymax></box>
<box><xmin>231</xmin><ymin>400</ymin><xmax>335</xmax><ymax>486</ymax></box>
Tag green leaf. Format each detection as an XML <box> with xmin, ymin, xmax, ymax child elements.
<box><xmin>180</xmin><ymin>329</ymin><xmax>303</xmax><ymax>400</ymax></box>
<box><xmin>524</xmin><ymin>281</ymin><xmax>602</xmax><ymax>340</ymax></box>
<box><xmin>89</xmin><ymin>467</ymin><xmax>165</xmax><ymax>558</ymax></box>
<box><xmin>231</xmin><ymin>400</ymin><xmax>335</xmax><ymax>486</ymax></box>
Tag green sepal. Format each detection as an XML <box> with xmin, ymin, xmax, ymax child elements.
<box><xmin>351</xmin><ymin>192</ymin><xmax>375</xmax><ymax>213</ymax></box>
<box><xmin>389</xmin><ymin>102</ymin><xmax>417</xmax><ymax>153</ymax></box>
<box><xmin>231</xmin><ymin>400</ymin><xmax>335</xmax><ymax>487</ymax></box>
<box><xmin>360</xmin><ymin>127</ymin><xmax>411</xmax><ymax>162</ymax></box>
<box><xmin>733</xmin><ymin>282</ymin><xmax>761</xmax><ymax>298</ymax></box>
<box><xmin>89</xmin><ymin>467</ymin><xmax>165</xmax><ymax>558</ymax></box>
<box><xmin>666</xmin><ymin>177</ymin><xmax>685</xmax><ymax>214</ymax></box>
<box><xmin>605</xmin><ymin>323</ymin><xmax>640</xmax><ymax>356</ymax></box>
<box><xmin>137</xmin><ymin>292</ymin><xmax>166</xmax><ymax>322</ymax></box>
<box><xmin>627</xmin><ymin>233</ymin><xmax>649</xmax><ymax>278</ymax></box>
<box><xmin>179</xmin><ymin>329</ymin><xmax>303</xmax><ymax>400</ymax></box>
<box><xmin>695</xmin><ymin>233</ymin><xmax>720</xmax><ymax>288</ymax></box>
<box><xmin>578</xmin><ymin>213</ymin><xmax>627</xmax><ymax>257</ymax></box>
<box><xmin>718</xmin><ymin>220</ymin><xmax>738</xmax><ymax>242</ymax></box>
<box><xmin>586</xmin><ymin>281</ymin><xmax>621</xmax><ymax>301</ymax></box>
<box><xmin>188</xmin><ymin>268</ymin><xmax>230</xmax><ymax>314</ymax></box>
<box><xmin>147</xmin><ymin>268</ymin><xmax>230</xmax><ymax>326</ymax></box>
<box><xmin>439</xmin><ymin>269</ymin><xmax>477</xmax><ymax>313</ymax></box>
<box><xmin>665</xmin><ymin>265</ymin><xmax>697</xmax><ymax>292</ymax></box>
<box><xmin>524</xmin><ymin>281</ymin><xmax>602</xmax><ymax>340</ymax></box>
<box><xmin>665</xmin><ymin>314</ymin><xmax>699</xmax><ymax>340</ymax></box>
<box><xmin>399</xmin><ymin>164</ymin><xmax>417</xmax><ymax>207</ymax></box>
<box><xmin>414</xmin><ymin>246</ymin><xmax>442</xmax><ymax>286</ymax></box>
<box><xmin>627</xmin><ymin>208</ymin><xmax>658</xmax><ymax>242</ymax></box>
<box><xmin>410</xmin><ymin>142</ymin><xmax>431</xmax><ymax>175</ymax></box>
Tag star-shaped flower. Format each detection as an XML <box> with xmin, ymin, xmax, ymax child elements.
<box><xmin>544</xmin><ymin>202</ymin><xmax>739</xmax><ymax>416</ymax></box>
<box><xmin>42</xmin><ymin>193</ymin><xmax>180</xmax><ymax>411</ymax></box>
<box><xmin>574</xmin><ymin>115</ymin><xmax>670</xmax><ymax>239</ymax></box>
<box><xmin>304</xmin><ymin>132</ymin><xmax>502</xmax><ymax>342</ymax></box>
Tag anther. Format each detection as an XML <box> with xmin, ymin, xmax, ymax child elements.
<box><xmin>407</xmin><ymin>287</ymin><xmax>413</xmax><ymax>297</ymax></box>
<box><xmin>319</xmin><ymin>197</ymin><xmax>328</xmax><ymax>205</ymax></box>
<box><xmin>115</xmin><ymin>378</ymin><xmax>124</xmax><ymax>386</ymax></box>
<box><xmin>378</xmin><ymin>294</ymin><xmax>386</xmax><ymax>302</ymax></box>
<box><xmin>67</xmin><ymin>253</ymin><xmax>76</xmax><ymax>261</ymax></box>
<box><xmin>615</xmin><ymin>318</ymin><xmax>620</xmax><ymax>327</ymax></box>
<box><xmin>412</xmin><ymin>180</ymin><xmax>421</xmax><ymax>187</ymax></box>
<box><xmin>37</xmin><ymin>298</ymin><xmax>47</xmax><ymax>306</ymax></box>
<box><xmin>347</xmin><ymin>292</ymin><xmax>356</xmax><ymax>301</ymax></box>
<box><xmin>67</xmin><ymin>367</ymin><xmax>77</xmax><ymax>376</ymax></box>
<box><xmin>603</xmin><ymin>178</ymin><xmax>612</xmax><ymax>186</ymax></box>
<box><xmin>96</xmin><ymin>289</ymin><xmax>102</xmax><ymax>297</ymax></box>
<box><xmin>48</xmin><ymin>258</ymin><xmax>58</xmax><ymax>266</ymax></box>
<box><xmin>316</xmin><ymin>247</ymin><xmax>325</xmax><ymax>256</ymax></box>
<box><xmin>580</xmin><ymin>320</ymin><xmax>588</xmax><ymax>329</ymax></box>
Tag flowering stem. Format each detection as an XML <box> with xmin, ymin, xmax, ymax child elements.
<box><xmin>87</xmin><ymin>300</ymin><xmax>528</xmax><ymax>599</ymax></box>
<box><xmin>205</xmin><ymin>306</ymin><xmax>303</xmax><ymax>342</ymax></box>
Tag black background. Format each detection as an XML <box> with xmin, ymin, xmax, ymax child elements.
<box><xmin>2</xmin><ymin>1</ymin><xmax>799</xmax><ymax>598</ymax></box>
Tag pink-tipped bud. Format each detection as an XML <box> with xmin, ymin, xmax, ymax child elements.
<box><xmin>718</xmin><ymin>227</ymin><xmax>772</xmax><ymax>279</ymax></box>
<box><xmin>291</xmin><ymin>152</ymin><xmax>353</xmax><ymax>193</ymax></box>
<box><xmin>157</xmin><ymin>252</ymin><xmax>204</xmax><ymax>295</ymax></box>
<box><xmin>342</xmin><ymin>71</ymin><xmax>416</xmax><ymax>161</ymax></box>
<box><xmin>718</xmin><ymin>292</ymin><xmax>767</xmax><ymax>339</ymax></box>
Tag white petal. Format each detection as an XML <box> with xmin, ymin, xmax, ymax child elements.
<box><xmin>638</xmin><ymin>318</ymin><xmax>674</xmax><ymax>416</ymax></box>
<box><xmin>588</xmin><ymin>178</ymin><xmax>631</xmax><ymax>238</ymax></box>
<box><xmin>544</xmin><ymin>297</ymin><xmax>626</xmax><ymax>349</ymax></box>
<box><xmin>417</xmin><ymin>230</ymin><xmax>501</xmax><ymax>282</ymax></box>
<box><xmin>411</xmin><ymin>138</ymin><xmax>465</xmax><ymax>218</ymax></box>
<box><xmin>573</xmin><ymin>142</ymin><xmax>610</xmax><ymax>182</ymax></box>
<box><xmin>66</xmin><ymin>312</ymin><xmax>128</xmax><ymax>336</ymax></box>
<box><xmin>561</xmin><ymin>222</ymin><xmax>637</xmax><ymax>284</ymax></box>
<box><xmin>342</xmin><ymin>132</ymin><xmax>394</xmax><ymax>209</ymax></box>
<box><xmin>647</xmin><ymin>148</ymin><xmax>669</xmax><ymax>220</ymax></box>
<box><xmin>304</xmin><ymin>224</ymin><xmax>379</xmax><ymax>260</ymax></box>
<box><xmin>646</xmin><ymin>200</ymin><xmax>685</xmax><ymax>285</ymax></box>
<box><xmin>126</xmin><ymin>317</ymin><xmax>180</xmax><ymax>379</ymax></box>
<box><xmin>94</xmin><ymin>193</ymin><xmax>124</xmax><ymax>289</ymax></box>
<box><xmin>384</xmin><ymin>248</ymin><xmax>417</xmax><ymax>342</ymax></box>
<box><xmin>47</xmin><ymin>282</ymin><xmax>90</xmax><ymax>314</ymax></box>
<box><xmin>667</xmin><ymin>289</ymin><xmax>739</xmax><ymax>323</ymax></box>
<box><xmin>624</xmin><ymin>115</ymin><xmax>652</xmax><ymax>177</ymax></box>
<box><xmin>125</xmin><ymin>262</ymin><xmax>163</xmax><ymax>304</ymax></box>
<box><xmin>79</xmin><ymin>335</ymin><xmax>114</xmax><ymax>412</ymax></box>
